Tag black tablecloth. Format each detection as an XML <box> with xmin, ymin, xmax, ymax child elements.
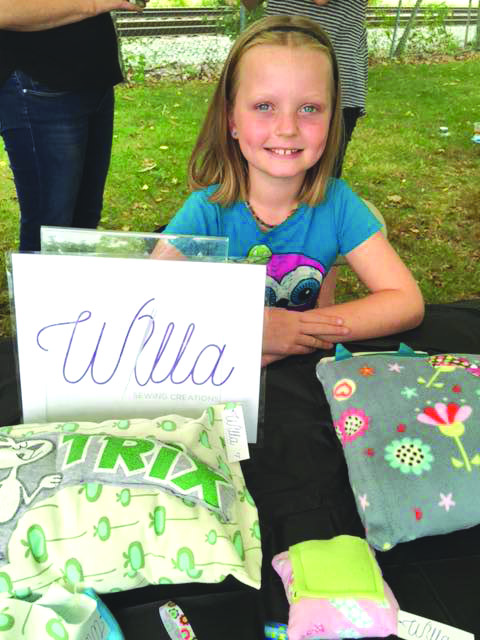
<box><xmin>1</xmin><ymin>300</ymin><xmax>479</xmax><ymax>639</ymax></box>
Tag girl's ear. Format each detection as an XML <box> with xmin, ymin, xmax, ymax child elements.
<box><xmin>228</xmin><ymin>112</ymin><xmax>237</xmax><ymax>138</ymax></box>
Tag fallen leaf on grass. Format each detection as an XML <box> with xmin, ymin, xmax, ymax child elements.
<box><xmin>387</xmin><ymin>195</ymin><xmax>402</xmax><ymax>204</ymax></box>
<box><xmin>138</xmin><ymin>161</ymin><xmax>157</xmax><ymax>173</ymax></box>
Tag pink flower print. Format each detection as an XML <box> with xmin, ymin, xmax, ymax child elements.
<box><xmin>467</xmin><ymin>364</ymin><xmax>480</xmax><ymax>378</ymax></box>
<box><xmin>429</xmin><ymin>355</ymin><xmax>471</xmax><ymax>369</ymax></box>
<box><xmin>334</xmin><ymin>408</ymin><xmax>370</xmax><ymax>445</ymax></box>
<box><xmin>418</xmin><ymin>355</ymin><xmax>472</xmax><ymax>388</ymax></box>
<box><xmin>417</xmin><ymin>402</ymin><xmax>480</xmax><ymax>472</ymax></box>
<box><xmin>418</xmin><ymin>402</ymin><xmax>471</xmax><ymax>435</ymax></box>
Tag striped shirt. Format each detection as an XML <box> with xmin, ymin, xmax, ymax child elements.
<box><xmin>265</xmin><ymin>0</ymin><xmax>368</xmax><ymax>113</ymax></box>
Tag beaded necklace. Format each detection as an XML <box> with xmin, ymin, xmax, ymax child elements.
<box><xmin>246</xmin><ymin>201</ymin><xmax>298</xmax><ymax>232</ymax></box>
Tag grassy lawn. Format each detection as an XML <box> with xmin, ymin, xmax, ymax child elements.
<box><xmin>1</xmin><ymin>55</ymin><xmax>479</xmax><ymax>337</ymax></box>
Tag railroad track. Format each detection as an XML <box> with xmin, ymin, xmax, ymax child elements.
<box><xmin>115</xmin><ymin>7</ymin><xmax>234</xmax><ymax>37</ymax></box>
<box><xmin>114</xmin><ymin>6</ymin><xmax>479</xmax><ymax>38</ymax></box>
<box><xmin>366</xmin><ymin>6</ymin><xmax>479</xmax><ymax>27</ymax></box>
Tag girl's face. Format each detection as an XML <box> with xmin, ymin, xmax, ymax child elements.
<box><xmin>229</xmin><ymin>44</ymin><xmax>333</xmax><ymax>192</ymax></box>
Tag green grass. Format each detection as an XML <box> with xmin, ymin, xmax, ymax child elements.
<box><xmin>1</xmin><ymin>55</ymin><xmax>480</xmax><ymax>337</ymax></box>
<box><xmin>341</xmin><ymin>55</ymin><xmax>480</xmax><ymax>302</ymax></box>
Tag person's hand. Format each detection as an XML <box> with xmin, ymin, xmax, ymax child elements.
<box><xmin>150</xmin><ymin>239</ymin><xmax>187</xmax><ymax>261</ymax></box>
<box><xmin>262</xmin><ymin>307</ymin><xmax>349</xmax><ymax>358</ymax></box>
<box><xmin>0</xmin><ymin>0</ymin><xmax>149</xmax><ymax>30</ymax></box>
<box><xmin>129</xmin><ymin>0</ymin><xmax>150</xmax><ymax>8</ymax></box>
<box><xmin>100</xmin><ymin>1</ymin><xmax>148</xmax><ymax>13</ymax></box>
<box><xmin>313</xmin><ymin>0</ymin><xmax>330</xmax><ymax>5</ymax></box>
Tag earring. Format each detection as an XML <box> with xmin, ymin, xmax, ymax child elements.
<box><xmin>231</xmin><ymin>129</ymin><xmax>238</xmax><ymax>139</ymax></box>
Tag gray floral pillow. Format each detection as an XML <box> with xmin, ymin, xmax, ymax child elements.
<box><xmin>316</xmin><ymin>344</ymin><xmax>480</xmax><ymax>551</ymax></box>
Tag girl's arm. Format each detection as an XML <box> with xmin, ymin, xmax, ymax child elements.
<box><xmin>309</xmin><ymin>231</ymin><xmax>425</xmax><ymax>341</ymax></box>
<box><xmin>316</xmin><ymin>266</ymin><xmax>338</xmax><ymax>308</ymax></box>
<box><xmin>0</xmin><ymin>0</ymin><xmax>142</xmax><ymax>31</ymax></box>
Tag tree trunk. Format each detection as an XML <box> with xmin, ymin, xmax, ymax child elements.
<box><xmin>394</xmin><ymin>0</ymin><xmax>424</xmax><ymax>57</ymax></box>
<box><xmin>389</xmin><ymin>0</ymin><xmax>403</xmax><ymax>58</ymax></box>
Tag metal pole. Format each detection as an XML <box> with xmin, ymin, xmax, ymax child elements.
<box><xmin>389</xmin><ymin>0</ymin><xmax>403</xmax><ymax>58</ymax></box>
<box><xmin>464</xmin><ymin>0</ymin><xmax>473</xmax><ymax>47</ymax></box>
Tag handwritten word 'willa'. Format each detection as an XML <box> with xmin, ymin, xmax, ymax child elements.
<box><xmin>36</xmin><ymin>299</ymin><xmax>235</xmax><ymax>388</ymax></box>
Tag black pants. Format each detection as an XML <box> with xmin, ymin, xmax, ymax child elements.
<box><xmin>334</xmin><ymin>106</ymin><xmax>362</xmax><ymax>178</ymax></box>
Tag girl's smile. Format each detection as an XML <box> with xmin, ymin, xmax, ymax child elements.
<box><xmin>267</xmin><ymin>147</ymin><xmax>301</xmax><ymax>156</ymax></box>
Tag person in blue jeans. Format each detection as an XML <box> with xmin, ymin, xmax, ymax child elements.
<box><xmin>0</xmin><ymin>0</ymin><xmax>145</xmax><ymax>252</ymax></box>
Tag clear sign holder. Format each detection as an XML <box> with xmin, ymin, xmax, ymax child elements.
<box><xmin>40</xmin><ymin>226</ymin><xmax>229</xmax><ymax>262</ymax></box>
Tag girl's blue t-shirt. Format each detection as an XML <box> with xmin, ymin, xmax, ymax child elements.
<box><xmin>164</xmin><ymin>179</ymin><xmax>382</xmax><ymax>311</ymax></box>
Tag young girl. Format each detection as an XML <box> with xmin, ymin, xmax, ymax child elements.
<box><xmin>155</xmin><ymin>15</ymin><xmax>424</xmax><ymax>367</ymax></box>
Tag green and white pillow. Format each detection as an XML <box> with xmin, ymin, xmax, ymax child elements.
<box><xmin>0</xmin><ymin>405</ymin><xmax>261</xmax><ymax>603</ymax></box>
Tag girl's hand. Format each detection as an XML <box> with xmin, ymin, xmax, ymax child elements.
<box><xmin>150</xmin><ymin>239</ymin><xmax>186</xmax><ymax>260</ymax></box>
<box><xmin>262</xmin><ymin>307</ymin><xmax>349</xmax><ymax>359</ymax></box>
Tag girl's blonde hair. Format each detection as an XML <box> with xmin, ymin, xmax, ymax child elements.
<box><xmin>188</xmin><ymin>15</ymin><xmax>342</xmax><ymax>207</ymax></box>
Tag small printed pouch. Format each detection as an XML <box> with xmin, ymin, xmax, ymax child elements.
<box><xmin>272</xmin><ymin>536</ymin><xmax>399</xmax><ymax>640</ymax></box>
<box><xmin>288</xmin><ymin>536</ymin><xmax>385</xmax><ymax>602</ymax></box>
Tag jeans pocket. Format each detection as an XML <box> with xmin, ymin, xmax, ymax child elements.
<box><xmin>27</xmin><ymin>79</ymin><xmax>69</xmax><ymax>98</ymax></box>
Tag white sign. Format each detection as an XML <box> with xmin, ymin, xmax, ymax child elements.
<box><xmin>397</xmin><ymin>610</ymin><xmax>474</xmax><ymax>640</ymax></box>
<box><xmin>10</xmin><ymin>253</ymin><xmax>266</xmax><ymax>442</ymax></box>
